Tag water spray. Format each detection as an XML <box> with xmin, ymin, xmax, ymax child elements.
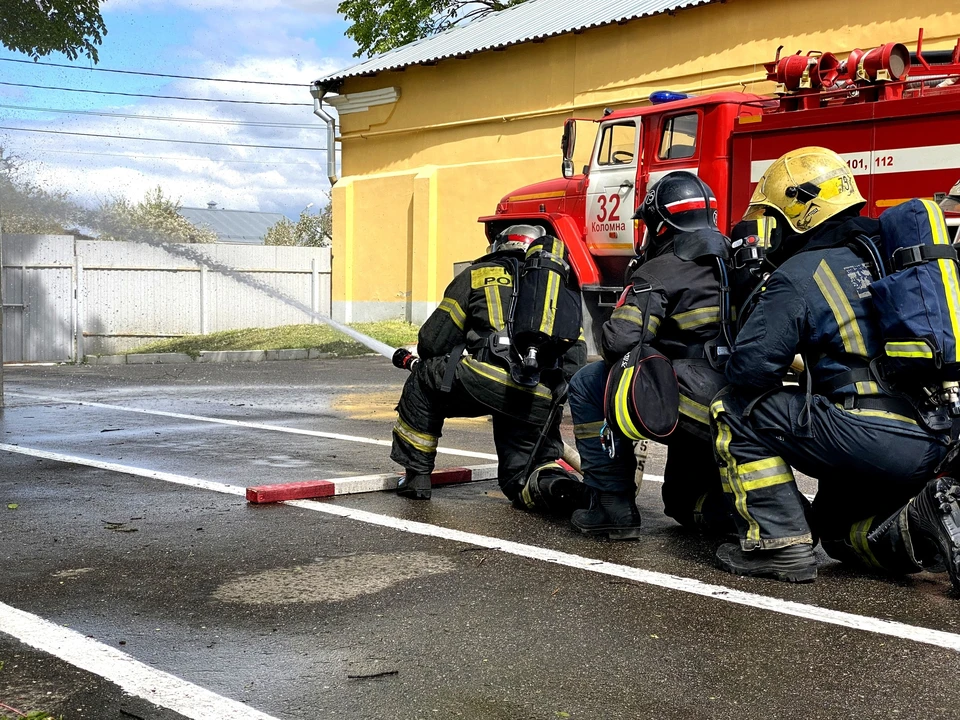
<box><xmin>96</xmin><ymin>223</ymin><xmax>399</xmax><ymax>360</ymax></box>
<box><xmin>86</xmin><ymin>227</ymin><xmax>582</xmax><ymax>471</ymax></box>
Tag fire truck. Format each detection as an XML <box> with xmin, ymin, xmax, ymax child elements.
<box><xmin>478</xmin><ymin>31</ymin><xmax>960</xmax><ymax>349</ymax></box>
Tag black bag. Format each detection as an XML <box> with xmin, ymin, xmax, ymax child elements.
<box><xmin>603</xmin><ymin>343</ymin><xmax>679</xmax><ymax>441</ymax></box>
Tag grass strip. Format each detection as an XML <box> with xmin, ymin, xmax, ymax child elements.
<box><xmin>125</xmin><ymin>320</ymin><xmax>419</xmax><ymax>359</ymax></box>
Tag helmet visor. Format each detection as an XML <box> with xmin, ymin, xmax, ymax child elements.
<box><xmin>741</xmin><ymin>207</ymin><xmax>782</xmax><ymax>253</ymax></box>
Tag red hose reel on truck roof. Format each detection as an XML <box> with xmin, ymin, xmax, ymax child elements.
<box><xmin>766</xmin><ymin>42</ymin><xmax>911</xmax><ymax>92</ymax></box>
<box><xmin>765</xmin><ymin>29</ymin><xmax>960</xmax><ymax>96</ymax></box>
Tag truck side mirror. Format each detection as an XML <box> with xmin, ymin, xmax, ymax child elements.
<box><xmin>560</xmin><ymin>119</ymin><xmax>577</xmax><ymax>178</ymax></box>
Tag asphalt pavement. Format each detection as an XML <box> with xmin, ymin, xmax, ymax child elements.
<box><xmin>1</xmin><ymin>357</ymin><xmax>959</xmax><ymax>720</ymax></box>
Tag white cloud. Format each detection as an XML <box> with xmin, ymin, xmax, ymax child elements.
<box><xmin>1</xmin><ymin>6</ymin><xmax>354</xmax><ymax>218</ymax></box>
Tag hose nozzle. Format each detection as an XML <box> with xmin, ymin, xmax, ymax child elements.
<box><xmin>392</xmin><ymin>347</ymin><xmax>419</xmax><ymax>372</ymax></box>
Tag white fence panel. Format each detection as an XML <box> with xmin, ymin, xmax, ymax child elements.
<box><xmin>1</xmin><ymin>235</ymin><xmax>332</xmax><ymax>361</ymax></box>
<box><xmin>2</xmin><ymin>235</ymin><xmax>75</xmax><ymax>363</ymax></box>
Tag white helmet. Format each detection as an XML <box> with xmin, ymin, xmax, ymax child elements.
<box><xmin>493</xmin><ymin>224</ymin><xmax>547</xmax><ymax>253</ymax></box>
<box><xmin>940</xmin><ymin>179</ymin><xmax>960</xmax><ymax>213</ymax></box>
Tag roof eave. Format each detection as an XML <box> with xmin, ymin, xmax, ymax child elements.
<box><xmin>317</xmin><ymin>0</ymin><xmax>717</xmax><ymax>85</ymax></box>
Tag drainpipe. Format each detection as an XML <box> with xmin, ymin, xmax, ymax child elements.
<box><xmin>310</xmin><ymin>82</ymin><xmax>339</xmax><ymax>186</ymax></box>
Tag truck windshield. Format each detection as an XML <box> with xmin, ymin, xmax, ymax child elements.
<box><xmin>658</xmin><ymin>113</ymin><xmax>699</xmax><ymax>160</ymax></box>
<box><xmin>597</xmin><ymin>122</ymin><xmax>637</xmax><ymax>166</ymax></box>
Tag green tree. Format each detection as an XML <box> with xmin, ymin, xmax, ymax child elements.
<box><xmin>95</xmin><ymin>187</ymin><xmax>218</xmax><ymax>244</ymax></box>
<box><xmin>0</xmin><ymin>0</ymin><xmax>107</xmax><ymax>62</ymax></box>
<box><xmin>338</xmin><ymin>0</ymin><xmax>524</xmax><ymax>57</ymax></box>
<box><xmin>0</xmin><ymin>145</ymin><xmax>84</xmax><ymax>234</ymax></box>
<box><xmin>265</xmin><ymin>203</ymin><xmax>332</xmax><ymax>247</ymax></box>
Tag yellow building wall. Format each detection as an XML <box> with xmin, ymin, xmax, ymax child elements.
<box><xmin>329</xmin><ymin>0</ymin><xmax>960</xmax><ymax>322</ymax></box>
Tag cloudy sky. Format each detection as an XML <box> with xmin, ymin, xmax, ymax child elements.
<box><xmin>0</xmin><ymin>0</ymin><xmax>357</xmax><ymax>218</ymax></box>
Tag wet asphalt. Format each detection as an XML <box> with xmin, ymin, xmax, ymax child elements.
<box><xmin>1</xmin><ymin>357</ymin><xmax>959</xmax><ymax>720</ymax></box>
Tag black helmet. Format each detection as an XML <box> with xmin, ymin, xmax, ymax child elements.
<box><xmin>632</xmin><ymin>171</ymin><xmax>719</xmax><ymax>252</ymax></box>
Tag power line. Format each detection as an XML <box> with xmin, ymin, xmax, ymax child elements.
<box><xmin>19</xmin><ymin>148</ymin><xmax>336</xmax><ymax>165</ymax></box>
<box><xmin>0</xmin><ymin>103</ymin><xmax>319</xmax><ymax>129</ymax></box>
<box><xmin>0</xmin><ymin>57</ymin><xmax>312</xmax><ymax>87</ymax></box>
<box><xmin>0</xmin><ymin>81</ymin><xmax>311</xmax><ymax>106</ymax></box>
<box><xmin>0</xmin><ymin>125</ymin><xmax>325</xmax><ymax>151</ymax></box>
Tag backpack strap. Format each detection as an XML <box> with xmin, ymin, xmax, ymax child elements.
<box><xmin>440</xmin><ymin>344</ymin><xmax>467</xmax><ymax>392</ymax></box>
<box><xmin>890</xmin><ymin>244</ymin><xmax>958</xmax><ymax>271</ymax></box>
<box><xmin>702</xmin><ymin>257</ymin><xmax>735</xmax><ymax>371</ymax></box>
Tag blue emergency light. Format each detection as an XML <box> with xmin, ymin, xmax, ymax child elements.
<box><xmin>650</xmin><ymin>91</ymin><xmax>691</xmax><ymax>104</ymax></box>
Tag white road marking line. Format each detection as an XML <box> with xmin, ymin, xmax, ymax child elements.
<box><xmin>5</xmin><ymin>393</ymin><xmax>811</xmax><ymax>499</ymax></box>
<box><xmin>0</xmin><ymin>443</ymin><xmax>247</xmax><ymax>495</ymax></box>
<box><xmin>4</xmin><ymin>443</ymin><xmax>958</xmax><ymax>653</ymax></box>
<box><xmin>0</xmin><ymin>602</ymin><xmax>282</xmax><ymax>720</ymax></box>
<box><xmin>7</xmin><ymin>392</ymin><xmax>498</xmax><ymax>461</ymax></box>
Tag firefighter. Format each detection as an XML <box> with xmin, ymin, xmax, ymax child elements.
<box><xmin>712</xmin><ymin>146</ymin><xmax>960</xmax><ymax>589</ymax></box>
<box><xmin>567</xmin><ymin>171</ymin><xmax>736</xmax><ymax>540</ymax></box>
<box><xmin>390</xmin><ymin>225</ymin><xmax>588</xmax><ymax>515</ymax></box>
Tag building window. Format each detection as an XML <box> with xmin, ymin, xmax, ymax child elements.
<box><xmin>597</xmin><ymin>123</ymin><xmax>637</xmax><ymax>166</ymax></box>
<box><xmin>658</xmin><ymin>113</ymin><xmax>699</xmax><ymax>160</ymax></box>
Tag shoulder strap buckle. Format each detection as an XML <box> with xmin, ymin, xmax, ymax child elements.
<box><xmin>891</xmin><ymin>244</ymin><xmax>958</xmax><ymax>272</ymax></box>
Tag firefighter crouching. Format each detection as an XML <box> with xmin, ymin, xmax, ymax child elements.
<box><xmin>567</xmin><ymin>172</ymin><xmax>737</xmax><ymax>540</ymax></box>
<box><xmin>711</xmin><ymin>146</ymin><xmax>960</xmax><ymax>591</ymax></box>
<box><xmin>391</xmin><ymin>225</ymin><xmax>589</xmax><ymax>515</ymax></box>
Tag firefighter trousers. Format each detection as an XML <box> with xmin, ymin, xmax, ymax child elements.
<box><xmin>568</xmin><ymin>360</ymin><xmax>732</xmax><ymax>532</ymax></box>
<box><xmin>711</xmin><ymin>386</ymin><xmax>949</xmax><ymax>572</ymax></box>
<box><xmin>391</xmin><ymin>354</ymin><xmax>564</xmax><ymax>500</ymax></box>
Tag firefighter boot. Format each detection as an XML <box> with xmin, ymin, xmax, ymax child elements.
<box><xmin>517</xmin><ymin>463</ymin><xmax>592</xmax><ymax>517</ymax></box>
<box><xmin>570</xmin><ymin>491</ymin><xmax>643</xmax><ymax>540</ymax></box>
<box><xmin>907</xmin><ymin>477</ymin><xmax>960</xmax><ymax>591</ymax></box>
<box><xmin>715</xmin><ymin>543</ymin><xmax>817</xmax><ymax>583</ymax></box>
<box><xmin>397</xmin><ymin>470</ymin><xmax>432</xmax><ymax>500</ymax></box>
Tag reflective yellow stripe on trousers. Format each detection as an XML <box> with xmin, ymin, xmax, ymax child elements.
<box><xmin>679</xmin><ymin>394</ymin><xmax>709</xmax><ymax>425</ymax></box>
<box><xmin>574</xmin><ymin>420</ymin><xmax>605</xmax><ymax>440</ymax></box>
<box><xmin>392</xmin><ymin>417</ymin><xmax>439</xmax><ymax>454</ymax></box>
<box><xmin>850</xmin><ymin>516</ymin><xmax>883</xmax><ymax>569</ymax></box>
<box><xmin>711</xmin><ymin>399</ymin><xmax>761</xmax><ymax>543</ymax></box>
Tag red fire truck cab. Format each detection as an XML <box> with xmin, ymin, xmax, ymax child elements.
<box><xmin>479</xmin><ymin>33</ymin><xmax>960</xmax><ymax>349</ymax></box>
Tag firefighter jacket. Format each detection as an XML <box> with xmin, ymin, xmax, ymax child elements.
<box><xmin>726</xmin><ymin>216</ymin><xmax>886</xmax><ymax>398</ymax></box>
<box><xmin>417</xmin><ymin>249</ymin><xmax>585</xmax><ymax>400</ymax></box>
<box><xmin>418</xmin><ymin>250</ymin><xmax>517</xmax><ymax>361</ymax></box>
<box><xmin>602</xmin><ymin>240</ymin><xmax>727</xmax><ymax>363</ymax></box>
<box><xmin>601</xmin><ymin>235</ymin><xmax>729</xmax><ymax>434</ymax></box>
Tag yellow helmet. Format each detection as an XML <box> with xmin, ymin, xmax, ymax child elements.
<box><xmin>745</xmin><ymin>146</ymin><xmax>865</xmax><ymax>234</ymax></box>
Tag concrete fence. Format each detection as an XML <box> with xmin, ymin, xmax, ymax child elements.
<box><xmin>1</xmin><ymin>234</ymin><xmax>332</xmax><ymax>362</ymax></box>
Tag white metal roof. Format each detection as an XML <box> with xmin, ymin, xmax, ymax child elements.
<box><xmin>318</xmin><ymin>0</ymin><xmax>718</xmax><ymax>84</ymax></box>
<box><xmin>179</xmin><ymin>206</ymin><xmax>288</xmax><ymax>245</ymax></box>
